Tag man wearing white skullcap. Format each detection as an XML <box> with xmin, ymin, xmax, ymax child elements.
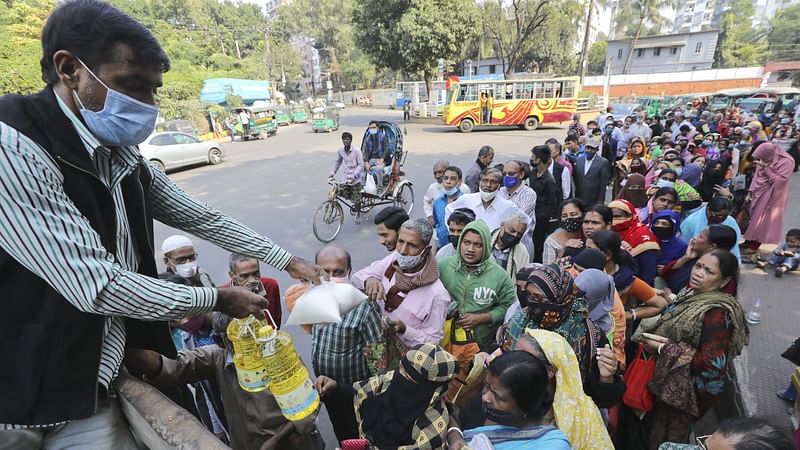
<box><xmin>160</xmin><ymin>235</ymin><xmax>214</xmax><ymax>287</ymax></box>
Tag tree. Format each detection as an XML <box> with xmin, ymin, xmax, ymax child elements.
<box><xmin>713</xmin><ymin>0</ymin><xmax>767</xmax><ymax>68</ymax></box>
<box><xmin>353</xmin><ymin>0</ymin><xmax>479</xmax><ymax>93</ymax></box>
<box><xmin>481</xmin><ymin>0</ymin><xmax>551</xmax><ymax>78</ymax></box>
<box><xmin>614</xmin><ymin>0</ymin><xmax>678</xmax><ymax>73</ymax></box>
<box><xmin>514</xmin><ymin>3</ymin><xmax>579</xmax><ymax>75</ymax></box>
<box><xmin>587</xmin><ymin>40</ymin><xmax>608</xmax><ymax>75</ymax></box>
<box><xmin>0</xmin><ymin>0</ymin><xmax>56</xmax><ymax>95</ymax></box>
<box><xmin>767</xmin><ymin>4</ymin><xmax>800</xmax><ymax>62</ymax></box>
<box><xmin>578</xmin><ymin>0</ymin><xmax>609</xmax><ymax>80</ymax></box>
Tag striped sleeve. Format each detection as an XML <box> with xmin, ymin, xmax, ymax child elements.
<box><xmin>0</xmin><ymin>122</ymin><xmax>216</xmax><ymax>319</ymax></box>
<box><xmin>144</xmin><ymin>161</ymin><xmax>294</xmax><ymax>270</ymax></box>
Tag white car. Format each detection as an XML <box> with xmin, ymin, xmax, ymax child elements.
<box><xmin>139</xmin><ymin>132</ymin><xmax>224</xmax><ymax>172</ymax></box>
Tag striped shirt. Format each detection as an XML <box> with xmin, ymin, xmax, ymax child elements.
<box><xmin>0</xmin><ymin>90</ymin><xmax>293</xmax><ymax>428</ymax></box>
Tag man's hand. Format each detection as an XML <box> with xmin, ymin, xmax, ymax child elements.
<box><xmin>364</xmin><ymin>278</ymin><xmax>385</xmax><ymax>301</ymax></box>
<box><xmin>315</xmin><ymin>375</ymin><xmax>338</xmax><ymax>397</ymax></box>
<box><xmin>596</xmin><ymin>345</ymin><xmax>617</xmax><ymax>382</ymax></box>
<box><xmin>713</xmin><ymin>184</ymin><xmax>732</xmax><ymax>198</ymax></box>
<box><xmin>564</xmin><ymin>238</ymin><xmax>584</xmax><ymax>249</ymax></box>
<box><xmin>457</xmin><ymin>313</ymin><xmax>489</xmax><ymax>330</ymax></box>
<box><xmin>125</xmin><ymin>348</ymin><xmax>163</xmax><ymax>379</ymax></box>
<box><xmin>285</xmin><ymin>256</ymin><xmax>323</xmax><ymax>285</ymax></box>
<box><xmin>216</xmin><ymin>287</ymin><xmax>270</xmax><ymax>320</ymax></box>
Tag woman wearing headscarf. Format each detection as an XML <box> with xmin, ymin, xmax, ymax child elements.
<box><xmin>614</xmin><ymin>137</ymin><xmax>649</xmax><ymax>197</ymax></box>
<box><xmin>501</xmin><ymin>264</ymin><xmax>625</xmax><ymax>409</ymax></box>
<box><xmin>638</xmin><ymin>250</ymin><xmax>749</xmax><ymax>448</ymax></box>
<box><xmin>316</xmin><ymin>343</ymin><xmax>458</xmax><ymax>449</ymax></box>
<box><xmin>743</xmin><ymin>143</ymin><xmax>795</xmax><ymax>258</ymax></box>
<box><xmin>650</xmin><ymin>210</ymin><xmax>687</xmax><ymax>270</ymax></box>
<box><xmin>616</xmin><ymin>174</ymin><xmax>648</xmax><ymax>209</ymax></box>
<box><xmin>698</xmin><ymin>158</ymin><xmax>730</xmax><ymax>203</ymax></box>
<box><xmin>608</xmin><ymin>199</ymin><xmax>660</xmax><ymax>285</ymax></box>
<box><xmin>574</xmin><ymin>269</ymin><xmax>616</xmax><ymax>338</ymax></box>
<box><xmin>517</xmin><ymin>331</ymin><xmax>615</xmax><ymax>450</ymax></box>
<box><xmin>678</xmin><ymin>162</ymin><xmax>702</xmax><ymax>190</ymax></box>
<box><xmin>448</xmin><ymin>351</ymin><xmax>572</xmax><ymax>450</ymax></box>
<box><xmin>638</xmin><ymin>186</ymin><xmax>679</xmax><ymax>226</ymax></box>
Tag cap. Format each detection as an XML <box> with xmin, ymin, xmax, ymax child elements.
<box><xmin>585</xmin><ymin>138</ymin><xmax>601</xmax><ymax>149</ymax></box>
<box><xmin>162</xmin><ymin>235</ymin><xmax>193</xmax><ymax>254</ymax></box>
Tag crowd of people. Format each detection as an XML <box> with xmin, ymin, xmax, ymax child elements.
<box><xmin>137</xmin><ymin>99</ymin><xmax>799</xmax><ymax>449</ymax></box>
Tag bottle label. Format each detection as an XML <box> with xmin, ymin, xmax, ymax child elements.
<box><xmin>273</xmin><ymin>377</ymin><xmax>320</xmax><ymax>421</ymax></box>
<box><xmin>235</xmin><ymin>364</ymin><xmax>269</xmax><ymax>392</ymax></box>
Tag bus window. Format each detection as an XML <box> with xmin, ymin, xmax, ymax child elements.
<box><xmin>543</xmin><ymin>82</ymin><xmax>554</xmax><ymax>98</ymax></box>
<box><xmin>562</xmin><ymin>81</ymin><xmax>575</xmax><ymax>98</ymax></box>
<box><xmin>456</xmin><ymin>84</ymin><xmax>479</xmax><ymax>102</ymax></box>
<box><xmin>504</xmin><ymin>83</ymin><xmax>513</xmax><ymax>100</ymax></box>
<box><xmin>554</xmin><ymin>82</ymin><xmax>562</xmax><ymax>98</ymax></box>
<box><xmin>534</xmin><ymin>82</ymin><xmax>544</xmax><ymax>99</ymax></box>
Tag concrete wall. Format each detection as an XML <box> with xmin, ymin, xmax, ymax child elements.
<box><xmin>583</xmin><ymin>66</ymin><xmax>764</xmax><ymax>96</ymax></box>
<box><xmin>583</xmin><ymin>78</ymin><xmax>762</xmax><ymax>97</ymax></box>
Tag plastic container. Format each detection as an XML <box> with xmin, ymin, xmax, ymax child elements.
<box><xmin>227</xmin><ymin>315</ymin><xmax>270</xmax><ymax>392</ymax></box>
<box><xmin>257</xmin><ymin>325</ymin><xmax>320</xmax><ymax>421</ymax></box>
<box><xmin>745</xmin><ymin>298</ymin><xmax>762</xmax><ymax>325</ymax></box>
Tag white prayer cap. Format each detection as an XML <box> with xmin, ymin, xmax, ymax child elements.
<box><xmin>161</xmin><ymin>235</ymin><xmax>193</xmax><ymax>254</ymax></box>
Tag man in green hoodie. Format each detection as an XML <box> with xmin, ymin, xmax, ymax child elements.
<box><xmin>439</xmin><ymin>219</ymin><xmax>517</xmax><ymax>348</ymax></box>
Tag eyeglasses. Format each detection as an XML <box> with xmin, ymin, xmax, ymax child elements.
<box><xmin>169</xmin><ymin>253</ymin><xmax>198</xmax><ymax>264</ymax></box>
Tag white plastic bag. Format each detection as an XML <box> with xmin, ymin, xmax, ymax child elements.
<box><xmin>286</xmin><ymin>283</ymin><xmax>341</xmax><ymax>326</ymax></box>
<box><xmin>363</xmin><ymin>174</ymin><xmax>378</xmax><ymax>195</ymax></box>
<box><xmin>328</xmin><ymin>282</ymin><xmax>367</xmax><ymax>315</ymax></box>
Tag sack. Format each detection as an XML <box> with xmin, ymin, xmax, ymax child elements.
<box><xmin>363</xmin><ymin>174</ymin><xmax>377</xmax><ymax>195</ymax></box>
<box><xmin>782</xmin><ymin>337</ymin><xmax>800</xmax><ymax>366</ymax></box>
<box><xmin>622</xmin><ymin>343</ymin><xmax>656</xmax><ymax>412</ymax></box>
<box><xmin>285</xmin><ymin>281</ymin><xmax>367</xmax><ymax>326</ymax></box>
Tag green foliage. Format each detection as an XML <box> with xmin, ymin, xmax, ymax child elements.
<box><xmin>0</xmin><ymin>0</ymin><xmax>56</xmax><ymax>94</ymax></box>
<box><xmin>768</xmin><ymin>4</ymin><xmax>800</xmax><ymax>62</ymax></box>
<box><xmin>588</xmin><ymin>40</ymin><xmax>608</xmax><ymax>75</ymax></box>
<box><xmin>353</xmin><ymin>0</ymin><xmax>479</xmax><ymax>91</ymax></box>
<box><xmin>613</xmin><ymin>0</ymin><xmax>679</xmax><ymax>73</ymax></box>
<box><xmin>713</xmin><ymin>0</ymin><xmax>767</xmax><ymax>68</ymax></box>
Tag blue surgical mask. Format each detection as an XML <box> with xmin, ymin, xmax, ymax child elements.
<box><xmin>675</xmin><ymin>167</ymin><xmax>683</xmax><ymax>176</ymax></box>
<box><xmin>368</xmin><ymin>128</ymin><xmax>378</xmax><ymax>135</ymax></box>
<box><xmin>73</xmin><ymin>58</ymin><xmax>159</xmax><ymax>146</ymax></box>
<box><xmin>502</xmin><ymin>175</ymin><xmax>519</xmax><ymax>189</ymax></box>
<box><xmin>657</xmin><ymin>179</ymin><xmax>675</xmax><ymax>189</ymax></box>
<box><xmin>444</xmin><ymin>186</ymin><xmax>459</xmax><ymax>196</ymax></box>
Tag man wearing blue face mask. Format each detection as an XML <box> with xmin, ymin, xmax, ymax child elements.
<box><xmin>432</xmin><ymin>166</ymin><xmax>468</xmax><ymax>247</ymax></box>
<box><xmin>0</xmin><ymin>0</ymin><xmax>323</xmax><ymax>443</ymax></box>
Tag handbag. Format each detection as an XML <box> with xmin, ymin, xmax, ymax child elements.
<box><xmin>781</xmin><ymin>337</ymin><xmax>800</xmax><ymax>366</ymax></box>
<box><xmin>622</xmin><ymin>343</ymin><xmax>656</xmax><ymax>412</ymax></box>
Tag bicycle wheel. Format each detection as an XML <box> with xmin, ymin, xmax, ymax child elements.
<box><xmin>312</xmin><ymin>200</ymin><xmax>344</xmax><ymax>242</ymax></box>
<box><xmin>393</xmin><ymin>183</ymin><xmax>414</xmax><ymax>215</ymax></box>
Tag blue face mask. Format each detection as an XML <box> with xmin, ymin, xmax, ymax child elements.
<box><xmin>675</xmin><ymin>167</ymin><xmax>683</xmax><ymax>176</ymax></box>
<box><xmin>368</xmin><ymin>128</ymin><xmax>378</xmax><ymax>135</ymax></box>
<box><xmin>502</xmin><ymin>175</ymin><xmax>519</xmax><ymax>189</ymax></box>
<box><xmin>444</xmin><ymin>186</ymin><xmax>459</xmax><ymax>196</ymax></box>
<box><xmin>73</xmin><ymin>58</ymin><xmax>159</xmax><ymax>146</ymax></box>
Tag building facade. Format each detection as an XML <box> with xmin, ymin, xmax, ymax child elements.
<box><xmin>672</xmin><ymin>0</ymin><xmax>800</xmax><ymax>32</ymax></box>
<box><xmin>606</xmin><ymin>30</ymin><xmax>719</xmax><ymax>74</ymax></box>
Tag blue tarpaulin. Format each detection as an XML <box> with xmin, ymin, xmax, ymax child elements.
<box><xmin>200</xmin><ymin>78</ymin><xmax>271</xmax><ymax>105</ymax></box>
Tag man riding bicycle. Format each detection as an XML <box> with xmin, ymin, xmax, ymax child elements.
<box><xmin>329</xmin><ymin>131</ymin><xmax>363</xmax><ymax>208</ymax></box>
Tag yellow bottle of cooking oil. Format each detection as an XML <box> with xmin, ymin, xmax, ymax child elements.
<box><xmin>257</xmin><ymin>325</ymin><xmax>320</xmax><ymax>421</ymax></box>
<box><xmin>226</xmin><ymin>315</ymin><xmax>269</xmax><ymax>392</ymax></box>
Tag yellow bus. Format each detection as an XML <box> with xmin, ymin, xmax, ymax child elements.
<box><xmin>443</xmin><ymin>76</ymin><xmax>580</xmax><ymax>132</ymax></box>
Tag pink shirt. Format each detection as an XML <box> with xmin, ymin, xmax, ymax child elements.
<box><xmin>352</xmin><ymin>253</ymin><xmax>450</xmax><ymax>347</ymax></box>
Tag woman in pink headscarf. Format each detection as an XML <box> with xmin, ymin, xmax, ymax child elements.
<box><xmin>742</xmin><ymin>143</ymin><xmax>795</xmax><ymax>258</ymax></box>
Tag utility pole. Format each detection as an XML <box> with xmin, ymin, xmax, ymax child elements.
<box><xmin>235</xmin><ymin>40</ymin><xmax>242</xmax><ymax>60</ymax></box>
<box><xmin>579</xmin><ymin>0</ymin><xmax>595</xmax><ymax>82</ymax></box>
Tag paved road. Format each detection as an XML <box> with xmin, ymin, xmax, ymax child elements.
<box><xmin>155</xmin><ymin>108</ymin><xmax>567</xmax><ymax>445</ymax></box>
<box><xmin>156</xmin><ymin>107</ymin><xmax>800</xmax><ymax>443</ymax></box>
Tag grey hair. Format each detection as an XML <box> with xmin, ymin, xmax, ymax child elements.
<box><xmin>229</xmin><ymin>253</ymin><xmax>257</xmax><ymax>272</ymax></box>
<box><xmin>400</xmin><ymin>218</ymin><xmax>434</xmax><ymax>245</ymax></box>
<box><xmin>505</xmin><ymin>210</ymin><xmax>530</xmax><ymax>227</ymax></box>
<box><xmin>478</xmin><ymin>145</ymin><xmax>494</xmax><ymax>157</ymax></box>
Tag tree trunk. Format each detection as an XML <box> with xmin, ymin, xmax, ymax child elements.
<box><xmin>622</xmin><ymin>19</ymin><xmax>643</xmax><ymax>74</ymax></box>
<box><xmin>424</xmin><ymin>72</ymin><xmax>432</xmax><ymax>99</ymax></box>
<box><xmin>579</xmin><ymin>0</ymin><xmax>595</xmax><ymax>81</ymax></box>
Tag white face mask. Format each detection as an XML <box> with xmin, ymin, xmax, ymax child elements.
<box><xmin>395</xmin><ymin>250</ymin><xmax>426</xmax><ymax>270</ymax></box>
<box><xmin>480</xmin><ymin>189</ymin><xmax>497</xmax><ymax>202</ymax></box>
<box><xmin>175</xmin><ymin>261</ymin><xmax>198</xmax><ymax>278</ymax></box>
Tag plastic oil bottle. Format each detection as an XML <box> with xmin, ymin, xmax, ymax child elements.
<box><xmin>226</xmin><ymin>315</ymin><xmax>269</xmax><ymax>392</ymax></box>
<box><xmin>257</xmin><ymin>325</ymin><xmax>320</xmax><ymax>421</ymax></box>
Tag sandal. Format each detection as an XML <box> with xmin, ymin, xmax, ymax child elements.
<box><xmin>755</xmin><ymin>260</ymin><xmax>768</xmax><ymax>269</ymax></box>
<box><xmin>776</xmin><ymin>267</ymin><xmax>787</xmax><ymax>278</ymax></box>
<box><xmin>746</xmin><ymin>253</ymin><xmax>765</xmax><ymax>265</ymax></box>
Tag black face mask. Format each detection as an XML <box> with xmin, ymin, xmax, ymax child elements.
<box><xmin>651</xmin><ymin>226</ymin><xmax>673</xmax><ymax>240</ymax></box>
<box><xmin>561</xmin><ymin>217</ymin><xmax>582</xmax><ymax>233</ymax></box>
<box><xmin>500</xmin><ymin>232</ymin><xmax>522</xmax><ymax>249</ymax></box>
<box><xmin>707</xmin><ymin>214</ymin><xmax>726</xmax><ymax>225</ymax></box>
<box><xmin>448</xmin><ymin>234</ymin><xmax>460</xmax><ymax>248</ymax></box>
<box><xmin>482</xmin><ymin>402</ymin><xmax>526</xmax><ymax>426</ymax></box>
<box><xmin>516</xmin><ymin>286</ymin><xmax>529</xmax><ymax>307</ymax></box>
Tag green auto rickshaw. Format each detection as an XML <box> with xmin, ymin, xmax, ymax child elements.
<box><xmin>311</xmin><ymin>107</ymin><xmax>340</xmax><ymax>133</ymax></box>
<box><xmin>291</xmin><ymin>106</ymin><xmax>309</xmax><ymax>123</ymax></box>
<box><xmin>275</xmin><ymin>107</ymin><xmax>291</xmax><ymax>126</ymax></box>
<box><xmin>233</xmin><ymin>106</ymin><xmax>278</xmax><ymax>140</ymax></box>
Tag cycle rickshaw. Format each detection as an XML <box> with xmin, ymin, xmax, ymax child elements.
<box><xmin>312</xmin><ymin>121</ymin><xmax>414</xmax><ymax>243</ymax></box>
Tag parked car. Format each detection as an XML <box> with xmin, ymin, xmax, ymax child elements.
<box><xmin>139</xmin><ymin>132</ymin><xmax>224</xmax><ymax>172</ymax></box>
<box><xmin>609</xmin><ymin>103</ymin><xmax>642</xmax><ymax>121</ymax></box>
